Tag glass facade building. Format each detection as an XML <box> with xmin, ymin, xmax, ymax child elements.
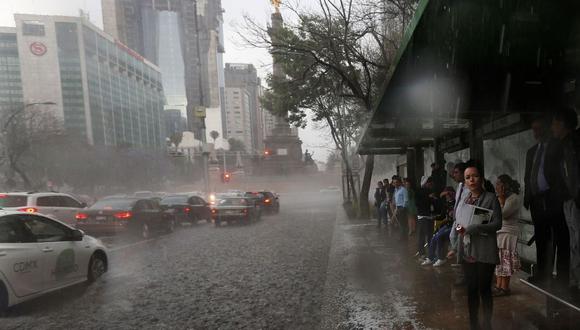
<box><xmin>0</xmin><ymin>28</ymin><xmax>22</xmax><ymax>114</ymax></box>
<box><xmin>82</xmin><ymin>23</ymin><xmax>165</xmax><ymax>148</ymax></box>
<box><xmin>9</xmin><ymin>15</ymin><xmax>166</xmax><ymax>149</ymax></box>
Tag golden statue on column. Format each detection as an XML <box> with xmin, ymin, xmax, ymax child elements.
<box><xmin>271</xmin><ymin>0</ymin><xmax>281</xmax><ymax>13</ymax></box>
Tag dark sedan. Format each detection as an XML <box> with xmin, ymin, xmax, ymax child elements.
<box><xmin>160</xmin><ymin>194</ymin><xmax>211</xmax><ymax>225</ymax></box>
<box><xmin>259</xmin><ymin>191</ymin><xmax>280</xmax><ymax>214</ymax></box>
<box><xmin>211</xmin><ymin>197</ymin><xmax>260</xmax><ymax>226</ymax></box>
<box><xmin>75</xmin><ymin>198</ymin><xmax>175</xmax><ymax>238</ymax></box>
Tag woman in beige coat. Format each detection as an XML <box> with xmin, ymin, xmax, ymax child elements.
<box><xmin>494</xmin><ymin>174</ymin><xmax>522</xmax><ymax>296</ymax></box>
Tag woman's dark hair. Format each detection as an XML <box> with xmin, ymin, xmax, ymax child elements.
<box><xmin>464</xmin><ymin>159</ymin><xmax>484</xmax><ymax>176</ymax></box>
<box><xmin>453</xmin><ymin>162</ymin><xmax>467</xmax><ymax>173</ymax></box>
<box><xmin>497</xmin><ymin>174</ymin><xmax>521</xmax><ymax>194</ymax></box>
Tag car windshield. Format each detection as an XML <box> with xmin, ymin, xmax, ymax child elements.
<box><xmin>90</xmin><ymin>199</ymin><xmax>135</xmax><ymax>210</ymax></box>
<box><xmin>0</xmin><ymin>195</ymin><xmax>27</xmax><ymax>207</ymax></box>
<box><xmin>160</xmin><ymin>195</ymin><xmax>188</xmax><ymax>204</ymax></box>
<box><xmin>217</xmin><ymin>198</ymin><xmax>247</xmax><ymax>206</ymax></box>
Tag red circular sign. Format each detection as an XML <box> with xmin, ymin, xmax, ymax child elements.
<box><xmin>30</xmin><ymin>42</ymin><xmax>47</xmax><ymax>56</ymax></box>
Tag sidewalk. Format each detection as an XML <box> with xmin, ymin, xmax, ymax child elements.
<box><xmin>319</xmin><ymin>207</ymin><xmax>576</xmax><ymax>329</ymax></box>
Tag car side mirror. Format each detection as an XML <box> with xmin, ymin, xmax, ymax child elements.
<box><xmin>70</xmin><ymin>229</ymin><xmax>84</xmax><ymax>241</ymax></box>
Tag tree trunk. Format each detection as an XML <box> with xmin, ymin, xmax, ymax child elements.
<box><xmin>11</xmin><ymin>161</ymin><xmax>32</xmax><ymax>189</ymax></box>
<box><xmin>358</xmin><ymin>154</ymin><xmax>374</xmax><ymax>219</ymax></box>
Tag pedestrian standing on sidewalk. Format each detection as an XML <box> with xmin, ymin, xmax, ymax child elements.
<box><xmin>454</xmin><ymin>160</ymin><xmax>502</xmax><ymax>330</ymax></box>
<box><xmin>493</xmin><ymin>174</ymin><xmax>522</xmax><ymax>296</ymax></box>
<box><xmin>374</xmin><ymin>181</ymin><xmax>387</xmax><ymax>227</ymax></box>
<box><xmin>447</xmin><ymin>162</ymin><xmax>469</xmax><ymax>283</ymax></box>
<box><xmin>553</xmin><ymin>106</ymin><xmax>580</xmax><ymax>293</ymax></box>
<box><xmin>382</xmin><ymin>178</ymin><xmax>392</xmax><ymax>225</ymax></box>
<box><xmin>388</xmin><ymin>176</ymin><xmax>397</xmax><ymax>225</ymax></box>
<box><xmin>405</xmin><ymin>178</ymin><xmax>418</xmax><ymax>236</ymax></box>
<box><xmin>393</xmin><ymin>175</ymin><xmax>409</xmax><ymax>238</ymax></box>
<box><xmin>414</xmin><ymin>177</ymin><xmax>438</xmax><ymax>258</ymax></box>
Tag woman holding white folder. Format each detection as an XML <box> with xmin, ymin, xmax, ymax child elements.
<box><xmin>454</xmin><ymin>160</ymin><xmax>503</xmax><ymax>330</ymax></box>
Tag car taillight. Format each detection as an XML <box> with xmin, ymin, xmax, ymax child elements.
<box><xmin>75</xmin><ymin>213</ymin><xmax>89</xmax><ymax>220</ymax></box>
<box><xmin>184</xmin><ymin>207</ymin><xmax>191</xmax><ymax>213</ymax></box>
<box><xmin>114</xmin><ymin>211</ymin><xmax>132</xmax><ymax>219</ymax></box>
<box><xmin>211</xmin><ymin>209</ymin><xmax>217</xmax><ymax>214</ymax></box>
<box><xmin>18</xmin><ymin>207</ymin><xmax>38</xmax><ymax>213</ymax></box>
<box><xmin>264</xmin><ymin>199</ymin><xmax>271</xmax><ymax>203</ymax></box>
<box><xmin>241</xmin><ymin>209</ymin><xmax>248</xmax><ymax>214</ymax></box>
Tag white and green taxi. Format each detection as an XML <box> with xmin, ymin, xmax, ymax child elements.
<box><xmin>0</xmin><ymin>210</ymin><xmax>108</xmax><ymax>313</ymax></box>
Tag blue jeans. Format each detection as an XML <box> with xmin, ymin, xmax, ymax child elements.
<box><xmin>428</xmin><ymin>224</ymin><xmax>451</xmax><ymax>261</ymax></box>
<box><xmin>378</xmin><ymin>201</ymin><xmax>388</xmax><ymax>224</ymax></box>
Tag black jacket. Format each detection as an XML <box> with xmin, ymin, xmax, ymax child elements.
<box><xmin>374</xmin><ymin>187</ymin><xmax>386</xmax><ymax>205</ymax></box>
<box><xmin>560</xmin><ymin>131</ymin><xmax>580</xmax><ymax>202</ymax></box>
<box><xmin>524</xmin><ymin>138</ymin><xmax>565</xmax><ymax>208</ymax></box>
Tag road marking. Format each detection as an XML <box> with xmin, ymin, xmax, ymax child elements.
<box><xmin>109</xmin><ymin>238</ymin><xmax>157</xmax><ymax>252</ymax></box>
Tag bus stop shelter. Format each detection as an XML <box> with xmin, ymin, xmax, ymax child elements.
<box><xmin>358</xmin><ymin>0</ymin><xmax>580</xmax><ymax>182</ymax></box>
<box><xmin>357</xmin><ymin>0</ymin><xmax>580</xmax><ymax>315</ymax></box>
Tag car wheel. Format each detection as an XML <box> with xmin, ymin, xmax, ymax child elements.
<box><xmin>167</xmin><ymin>219</ymin><xmax>175</xmax><ymax>233</ymax></box>
<box><xmin>142</xmin><ymin>223</ymin><xmax>151</xmax><ymax>239</ymax></box>
<box><xmin>0</xmin><ymin>282</ymin><xmax>8</xmax><ymax>314</ymax></box>
<box><xmin>190</xmin><ymin>214</ymin><xmax>198</xmax><ymax>225</ymax></box>
<box><xmin>87</xmin><ymin>254</ymin><xmax>107</xmax><ymax>283</ymax></box>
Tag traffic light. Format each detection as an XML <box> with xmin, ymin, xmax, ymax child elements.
<box><xmin>222</xmin><ymin>172</ymin><xmax>231</xmax><ymax>183</ymax></box>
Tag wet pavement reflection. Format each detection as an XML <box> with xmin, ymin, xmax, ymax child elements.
<box><xmin>321</xmin><ymin>210</ymin><xmax>580</xmax><ymax>329</ymax></box>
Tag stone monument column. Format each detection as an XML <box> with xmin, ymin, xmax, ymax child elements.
<box><xmin>262</xmin><ymin>0</ymin><xmax>304</xmax><ymax>174</ymax></box>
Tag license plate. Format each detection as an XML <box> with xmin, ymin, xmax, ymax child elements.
<box><xmin>96</xmin><ymin>216</ymin><xmax>107</xmax><ymax>221</ymax></box>
<box><xmin>224</xmin><ymin>210</ymin><xmax>238</xmax><ymax>215</ymax></box>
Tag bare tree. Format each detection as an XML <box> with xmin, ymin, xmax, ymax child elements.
<box><xmin>1</xmin><ymin>109</ymin><xmax>63</xmax><ymax>189</ymax></box>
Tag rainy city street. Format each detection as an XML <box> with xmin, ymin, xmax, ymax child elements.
<box><xmin>1</xmin><ymin>191</ymin><xmax>567</xmax><ymax>330</ymax></box>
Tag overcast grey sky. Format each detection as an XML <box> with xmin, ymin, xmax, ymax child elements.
<box><xmin>0</xmin><ymin>0</ymin><xmax>332</xmax><ymax>162</ymax></box>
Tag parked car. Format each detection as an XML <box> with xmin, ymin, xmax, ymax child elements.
<box><xmin>211</xmin><ymin>197</ymin><xmax>260</xmax><ymax>226</ymax></box>
<box><xmin>75</xmin><ymin>198</ymin><xmax>175</xmax><ymax>238</ymax></box>
<box><xmin>0</xmin><ymin>192</ymin><xmax>87</xmax><ymax>226</ymax></box>
<box><xmin>0</xmin><ymin>211</ymin><xmax>108</xmax><ymax>313</ymax></box>
<box><xmin>159</xmin><ymin>194</ymin><xmax>211</xmax><ymax>225</ymax></box>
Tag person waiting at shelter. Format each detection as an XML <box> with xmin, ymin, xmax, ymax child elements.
<box><xmin>414</xmin><ymin>177</ymin><xmax>440</xmax><ymax>258</ymax></box>
<box><xmin>431</xmin><ymin>160</ymin><xmax>448</xmax><ymax>195</ymax></box>
<box><xmin>452</xmin><ymin>160</ymin><xmax>502</xmax><ymax>330</ymax></box>
<box><xmin>552</xmin><ymin>106</ymin><xmax>580</xmax><ymax>293</ymax></box>
<box><xmin>405</xmin><ymin>178</ymin><xmax>418</xmax><ymax>236</ymax></box>
<box><xmin>392</xmin><ymin>175</ymin><xmax>409</xmax><ymax>238</ymax></box>
<box><xmin>493</xmin><ymin>175</ymin><xmax>522</xmax><ymax>297</ymax></box>
<box><xmin>524</xmin><ymin>115</ymin><xmax>570</xmax><ymax>287</ymax></box>
<box><xmin>374</xmin><ymin>180</ymin><xmax>387</xmax><ymax>227</ymax></box>
<box><xmin>421</xmin><ymin>186</ymin><xmax>455</xmax><ymax>267</ymax></box>
<box><xmin>382</xmin><ymin>178</ymin><xmax>393</xmax><ymax>224</ymax></box>
<box><xmin>447</xmin><ymin>162</ymin><xmax>469</xmax><ymax>286</ymax></box>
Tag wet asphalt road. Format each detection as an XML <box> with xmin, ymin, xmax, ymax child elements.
<box><xmin>1</xmin><ymin>193</ymin><xmax>340</xmax><ymax>329</ymax></box>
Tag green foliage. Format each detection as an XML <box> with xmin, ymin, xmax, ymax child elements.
<box><xmin>210</xmin><ymin>130</ymin><xmax>220</xmax><ymax>142</ymax></box>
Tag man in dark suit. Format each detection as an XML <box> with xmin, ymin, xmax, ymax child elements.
<box><xmin>524</xmin><ymin>116</ymin><xmax>569</xmax><ymax>285</ymax></box>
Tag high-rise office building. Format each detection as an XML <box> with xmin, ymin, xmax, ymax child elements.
<box><xmin>101</xmin><ymin>0</ymin><xmax>224</xmax><ymax>138</ymax></box>
<box><xmin>0</xmin><ymin>27</ymin><xmax>23</xmax><ymax>114</ymax></box>
<box><xmin>164</xmin><ymin>109</ymin><xmax>187</xmax><ymax>137</ymax></box>
<box><xmin>224</xmin><ymin>63</ymin><xmax>264</xmax><ymax>152</ymax></box>
<box><xmin>223</xmin><ymin>87</ymin><xmax>252</xmax><ymax>152</ymax></box>
<box><xmin>7</xmin><ymin>14</ymin><xmax>166</xmax><ymax>149</ymax></box>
